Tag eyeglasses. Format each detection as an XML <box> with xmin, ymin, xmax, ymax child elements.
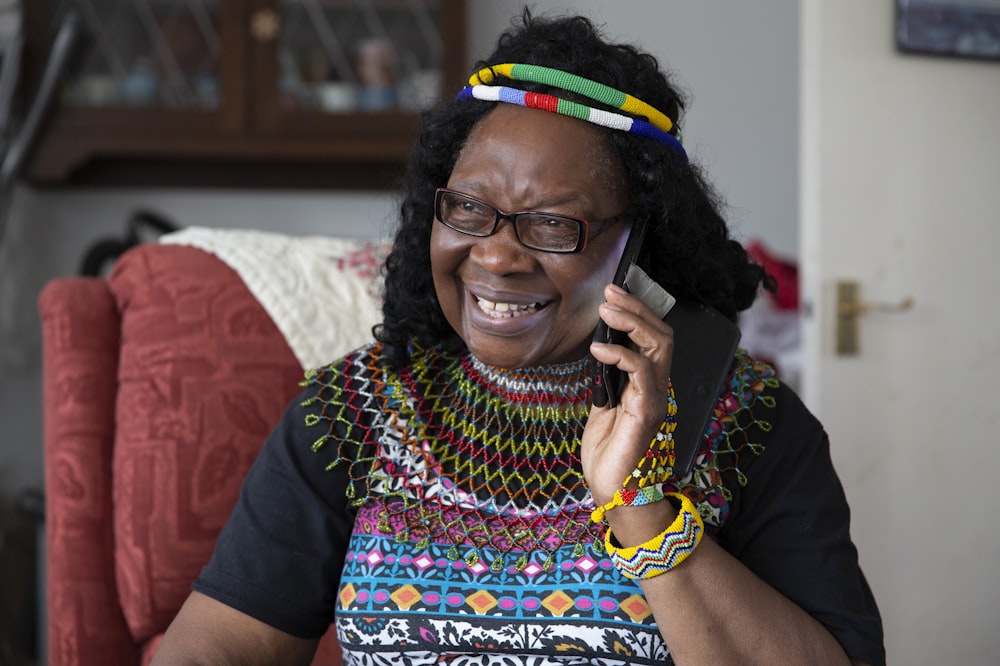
<box><xmin>434</xmin><ymin>188</ymin><xmax>626</xmax><ymax>254</ymax></box>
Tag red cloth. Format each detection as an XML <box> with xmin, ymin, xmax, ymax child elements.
<box><xmin>747</xmin><ymin>240</ymin><xmax>799</xmax><ymax>311</ymax></box>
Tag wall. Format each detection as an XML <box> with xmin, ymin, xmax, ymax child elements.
<box><xmin>0</xmin><ymin>0</ymin><xmax>800</xmax><ymax>500</ymax></box>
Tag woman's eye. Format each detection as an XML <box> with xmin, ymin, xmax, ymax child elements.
<box><xmin>451</xmin><ymin>199</ymin><xmax>490</xmax><ymax>218</ymax></box>
<box><xmin>540</xmin><ymin>217</ymin><xmax>574</xmax><ymax>230</ymax></box>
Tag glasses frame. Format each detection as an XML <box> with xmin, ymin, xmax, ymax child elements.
<box><xmin>434</xmin><ymin>188</ymin><xmax>624</xmax><ymax>254</ymax></box>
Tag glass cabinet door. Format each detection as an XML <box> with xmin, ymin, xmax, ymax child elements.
<box><xmin>51</xmin><ymin>0</ymin><xmax>224</xmax><ymax>110</ymax></box>
<box><xmin>253</xmin><ymin>0</ymin><xmax>465</xmax><ymax>133</ymax></box>
<box><xmin>273</xmin><ymin>0</ymin><xmax>444</xmax><ymax>114</ymax></box>
<box><xmin>21</xmin><ymin>0</ymin><xmax>466</xmax><ymax>186</ymax></box>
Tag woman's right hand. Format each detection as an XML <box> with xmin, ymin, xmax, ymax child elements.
<box><xmin>581</xmin><ymin>283</ymin><xmax>675</xmax><ymax>513</ymax></box>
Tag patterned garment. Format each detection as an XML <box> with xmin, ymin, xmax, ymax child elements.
<box><xmin>304</xmin><ymin>342</ymin><xmax>776</xmax><ymax>665</ymax></box>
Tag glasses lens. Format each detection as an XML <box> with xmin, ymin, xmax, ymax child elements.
<box><xmin>517</xmin><ymin>214</ymin><xmax>584</xmax><ymax>252</ymax></box>
<box><xmin>438</xmin><ymin>191</ymin><xmax>496</xmax><ymax>235</ymax></box>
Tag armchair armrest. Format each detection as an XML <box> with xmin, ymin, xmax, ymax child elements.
<box><xmin>39</xmin><ymin>277</ymin><xmax>138</xmax><ymax>665</ymax></box>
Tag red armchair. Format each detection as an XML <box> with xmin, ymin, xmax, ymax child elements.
<box><xmin>39</xmin><ymin>242</ymin><xmax>348</xmax><ymax>665</ymax></box>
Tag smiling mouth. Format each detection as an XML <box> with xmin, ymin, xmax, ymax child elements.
<box><xmin>475</xmin><ymin>296</ymin><xmax>544</xmax><ymax>319</ymax></box>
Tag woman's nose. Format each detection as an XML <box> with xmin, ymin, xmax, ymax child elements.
<box><xmin>470</xmin><ymin>219</ymin><xmax>536</xmax><ymax>275</ymax></box>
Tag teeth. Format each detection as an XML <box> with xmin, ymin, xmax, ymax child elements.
<box><xmin>477</xmin><ymin>296</ymin><xmax>540</xmax><ymax>318</ymax></box>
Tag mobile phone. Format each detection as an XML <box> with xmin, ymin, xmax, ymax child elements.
<box><xmin>590</xmin><ymin>219</ymin><xmax>650</xmax><ymax>409</ymax></box>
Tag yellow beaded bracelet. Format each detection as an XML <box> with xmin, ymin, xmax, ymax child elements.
<box><xmin>603</xmin><ymin>492</ymin><xmax>704</xmax><ymax>579</ymax></box>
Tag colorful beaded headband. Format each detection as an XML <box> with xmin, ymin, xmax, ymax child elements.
<box><xmin>473</xmin><ymin>64</ymin><xmax>675</xmax><ymax>133</ymax></box>
<box><xmin>461</xmin><ymin>63</ymin><xmax>687</xmax><ymax>159</ymax></box>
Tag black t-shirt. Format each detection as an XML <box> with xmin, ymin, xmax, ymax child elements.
<box><xmin>720</xmin><ymin>384</ymin><xmax>884</xmax><ymax>664</ymax></box>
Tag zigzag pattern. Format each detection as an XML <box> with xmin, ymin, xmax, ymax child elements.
<box><xmin>405</xmin><ymin>346</ymin><xmax>592</xmax><ymax>508</ymax></box>
<box><xmin>607</xmin><ymin>508</ymin><xmax>704</xmax><ymax>579</ymax></box>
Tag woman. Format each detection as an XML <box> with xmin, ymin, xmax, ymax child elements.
<box><xmin>155</xmin><ymin>10</ymin><xmax>884</xmax><ymax>665</ymax></box>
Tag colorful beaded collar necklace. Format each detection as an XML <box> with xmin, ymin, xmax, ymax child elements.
<box><xmin>457</xmin><ymin>62</ymin><xmax>687</xmax><ymax>160</ymax></box>
<box><xmin>307</xmin><ymin>342</ymin><xmax>775</xmax><ymax>572</ymax></box>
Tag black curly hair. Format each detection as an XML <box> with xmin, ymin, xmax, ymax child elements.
<box><xmin>375</xmin><ymin>8</ymin><xmax>773</xmax><ymax>369</ymax></box>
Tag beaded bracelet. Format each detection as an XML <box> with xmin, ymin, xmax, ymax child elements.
<box><xmin>603</xmin><ymin>492</ymin><xmax>704</xmax><ymax>580</ymax></box>
<box><xmin>590</xmin><ymin>484</ymin><xmax>665</xmax><ymax>523</ymax></box>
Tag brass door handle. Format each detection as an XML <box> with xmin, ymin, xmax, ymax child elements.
<box><xmin>835</xmin><ymin>280</ymin><xmax>914</xmax><ymax>355</ymax></box>
<box><xmin>251</xmin><ymin>8</ymin><xmax>281</xmax><ymax>44</ymax></box>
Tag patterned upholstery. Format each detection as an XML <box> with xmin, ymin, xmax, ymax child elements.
<box><xmin>40</xmin><ymin>243</ymin><xmax>343</xmax><ymax>665</ymax></box>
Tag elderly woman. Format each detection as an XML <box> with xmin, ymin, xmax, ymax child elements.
<box><xmin>155</xmin><ymin>10</ymin><xmax>884</xmax><ymax>666</ymax></box>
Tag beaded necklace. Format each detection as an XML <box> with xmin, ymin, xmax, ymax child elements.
<box><xmin>305</xmin><ymin>342</ymin><xmax>775</xmax><ymax>571</ymax></box>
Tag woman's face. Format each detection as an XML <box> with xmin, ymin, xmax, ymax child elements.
<box><xmin>431</xmin><ymin>104</ymin><xmax>631</xmax><ymax>369</ymax></box>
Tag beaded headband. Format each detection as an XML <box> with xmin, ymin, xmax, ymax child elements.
<box><xmin>461</xmin><ymin>63</ymin><xmax>687</xmax><ymax>160</ymax></box>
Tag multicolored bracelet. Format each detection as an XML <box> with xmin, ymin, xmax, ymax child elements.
<box><xmin>603</xmin><ymin>492</ymin><xmax>704</xmax><ymax>580</ymax></box>
<box><xmin>590</xmin><ymin>484</ymin><xmax>665</xmax><ymax>523</ymax></box>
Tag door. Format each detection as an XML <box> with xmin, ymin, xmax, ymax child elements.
<box><xmin>800</xmin><ymin>1</ymin><xmax>1000</xmax><ymax>663</ymax></box>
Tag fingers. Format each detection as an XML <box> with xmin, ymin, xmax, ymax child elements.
<box><xmin>590</xmin><ymin>283</ymin><xmax>674</xmax><ymax>407</ymax></box>
<box><xmin>590</xmin><ymin>338</ymin><xmax>667</xmax><ymax>405</ymax></box>
<box><xmin>595</xmin><ymin>284</ymin><xmax>674</xmax><ymax>364</ymax></box>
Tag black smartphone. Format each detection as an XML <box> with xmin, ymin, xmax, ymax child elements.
<box><xmin>590</xmin><ymin>223</ymin><xmax>742</xmax><ymax>477</ymax></box>
<box><xmin>590</xmin><ymin>219</ymin><xmax>650</xmax><ymax>409</ymax></box>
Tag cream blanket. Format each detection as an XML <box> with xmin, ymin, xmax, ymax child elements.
<box><xmin>161</xmin><ymin>226</ymin><xmax>389</xmax><ymax>370</ymax></box>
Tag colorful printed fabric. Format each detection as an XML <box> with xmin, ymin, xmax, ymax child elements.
<box><xmin>304</xmin><ymin>342</ymin><xmax>776</xmax><ymax>664</ymax></box>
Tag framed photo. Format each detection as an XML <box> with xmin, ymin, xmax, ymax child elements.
<box><xmin>895</xmin><ymin>0</ymin><xmax>1000</xmax><ymax>60</ymax></box>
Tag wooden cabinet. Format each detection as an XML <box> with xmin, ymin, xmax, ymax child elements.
<box><xmin>21</xmin><ymin>0</ymin><xmax>467</xmax><ymax>189</ymax></box>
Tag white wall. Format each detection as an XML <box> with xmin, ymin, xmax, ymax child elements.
<box><xmin>0</xmin><ymin>0</ymin><xmax>801</xmax><ymax>498</ymax></box>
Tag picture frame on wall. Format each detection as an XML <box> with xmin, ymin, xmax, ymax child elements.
<box><xmin>895</xmin><ymin>0</ymin><xmax>1000</xmax><ymax>60</ymax></box>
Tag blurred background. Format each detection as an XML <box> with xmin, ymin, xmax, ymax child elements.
<box><xmin>0</xmin><ymin>0</ymin><xmax>997</xmax><ymax>663</ymax></box>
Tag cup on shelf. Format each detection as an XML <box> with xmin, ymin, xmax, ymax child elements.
<box><xmin>355</xmin><ymin>38</ymin><xmax>397</xmax><ymax>111</ymax></box>
<box><xmin>120</xmin><ymin>58</ymin><xmax>159</xmax><ymax>106</ymax></box>
<box><xmin>67</xmin><ymin>75</ymin><xmax>118</xmax><ymax>106</ymax></box>
<box><xmin>399</xmin><ymin>69</ymin><xmax>442</xmax><ymax>112</ymax></box>
<box><xmin>315</xmin><ymin>81</ymin><xmax>357</xmax><ymax>113</ymax></box>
